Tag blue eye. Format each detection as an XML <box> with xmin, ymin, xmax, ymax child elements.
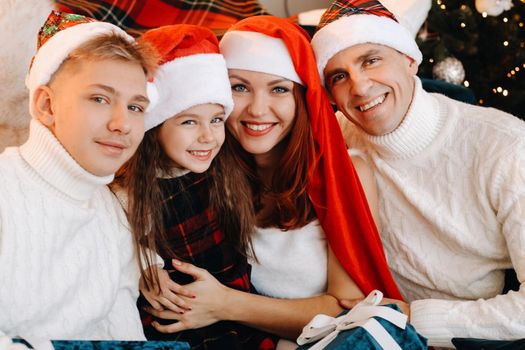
<box><xmin>272</xmin><ymin>86</ymin><xmax>289</xmax><ymax>94</ymax></box>
<box><xmin>211</xmin><ymin>116</ymin><xmax>225</xmax><ymax>124</ymax></box>
<box><xmin>232</xmin><ymin>84</ymin><xmax>248</xmax><ymax>92</ymax></box>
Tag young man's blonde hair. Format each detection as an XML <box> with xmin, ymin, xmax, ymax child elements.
<box><xmin>52</xmin><ymin>32</ymin><xmax>158</xmax><ymax>83</ymax></box>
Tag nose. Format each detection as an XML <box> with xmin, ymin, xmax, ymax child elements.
<box><xmin>349</xmin><ymin>70</ymin><xmax>373</xmax><ymax>97</ymax></box>
<box><xmin>198</xmin><ymin>124</ymin><xmax>214</xmax><ymax>143</ymax></box>
<box><xmin>247</xmin><ymin>91</ymin><xmax>270</xmax><ymax>118</ymax></box>
<box><xmin>107</xmin><ymin>103</ymin><xmax>132</xmax><ymax>134</ymax></box>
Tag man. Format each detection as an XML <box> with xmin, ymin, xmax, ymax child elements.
<box><xmin>0</xmin><ymin>11</ymin><xmax>156</xmax><ymax>340</ymax></box>
<box><xmin>311</xmin><ymin>0</ymin><xmax>525</xmax><ymax>347</ymax></box>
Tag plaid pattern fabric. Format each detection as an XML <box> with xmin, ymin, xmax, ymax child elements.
<box><xmin>139</xmin><ymin>171</ymin><xmax>277</xmax><ymax>350</ymax></box>
<box><xmin>54</xmin><ymin>0</ymin><xmax>268</xmax><ymax>37</ymax></box>
<box><xmin>37</xmin><ymin>11</ymin><xmax>96</xmax><ymax>49</ymax></box>
<box><xmin>317</xmin><ymin>0</ymin><xmax>396</xmax><ymax>30</ymax></box>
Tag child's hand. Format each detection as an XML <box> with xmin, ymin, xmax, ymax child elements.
<box><xmin>145</xmin><ymin>259</ymin><xmax>231</xmax><ymax>333</ymax></box>
<box><xmin>140</xmin><ymin>263</ymin><xmax>196</xmax><ymax>313</ymax></box>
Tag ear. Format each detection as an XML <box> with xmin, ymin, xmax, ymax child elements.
<box><xmin>33</xmin><ymin>85</ymin><xmax>55</xmax><ymax>127</ymax></box>
<box><xmin>407</xmin><ymin>56</ymin><xmax>419</xmax><ymax>75</ymax></box>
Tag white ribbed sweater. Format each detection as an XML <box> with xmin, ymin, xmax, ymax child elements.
<box><xmin>344</xmin><ymin>78</ymin><xmax>525</xmax><ymax>348</ymax></box>
<box><xmin>0</xmin><ymin>120</ymin><xmax>145</xmax><ymax>340</ymax></box>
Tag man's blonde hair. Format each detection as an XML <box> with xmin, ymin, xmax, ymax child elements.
<box><xmin>54</xmin><ymin>32</ymin><xmax>158</xmax><ymax>81</ymax></box>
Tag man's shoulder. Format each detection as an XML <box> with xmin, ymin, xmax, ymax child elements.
<box><xmin>434</xmin><ymin>93</ymin><xmax>525</xmax><ymax>138</ymax></box>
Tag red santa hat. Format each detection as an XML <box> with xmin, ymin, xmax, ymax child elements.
<box><xmin>219</xmin><ymin>15</ymin><xmax>402</xmax><ymax>299</ymax></box>
<box><xmin>140</xmin><ymin>25</ymin><xmax>233</xmax><ymax>131</ymax></box>
<box><xmin>26</xmin><ymin>11</ymin><xmax>134</xmax><ymax>117</ymax></box>
<box><xmin>311</xmin><ymin>0</ymin><xmax>422</xmax><ymax>85</ymax></box>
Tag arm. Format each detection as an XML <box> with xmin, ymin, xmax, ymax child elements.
<box><xmin>148</xmin><ymin>244</ymin><xmax>363</xmax><ymax>339</ymax></box>
<box><xmin>409</xmin><ymin>146</ymin><xmax>525</xmax><ymax>347</ymax></box>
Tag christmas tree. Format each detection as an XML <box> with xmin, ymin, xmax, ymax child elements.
<box><xmin>417</xmin><ymin>0</ymin><xmax>525</xmax><ymax>119</ymax></box>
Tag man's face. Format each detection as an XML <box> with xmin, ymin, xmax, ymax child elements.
<box><xmin>39</xmin><ymin>59</ymin><xmax>149</xmax><ymax>176</ymax></box>
<box><xmin>324</xmin><ymin>43</ymin><xmax>417</xmax><ymax>136</ymax></box>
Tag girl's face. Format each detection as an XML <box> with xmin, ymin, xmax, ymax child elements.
<box><xmin>159</xmin><ymin>103</ymin><xmax>225</xmax><ymax>173</ymax></box>
<box><xmin>226</xmin><ymin>69</ymin><xmax>296</xmax><ymax>164</ymax></box>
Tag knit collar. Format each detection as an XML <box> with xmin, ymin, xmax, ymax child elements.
<box><xmin>364</xmin><ymin>77</ymin><xmax>443</xmax><ymax>159</ymax></box>
<box><xmin>20</xmin><ymin>119</ymin><xmax>114</xmax><ymax>202</ymax></box>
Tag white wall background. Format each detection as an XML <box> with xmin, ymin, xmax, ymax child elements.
<box><xmin>259</xmin><ymin>0</ymin><xmax>332</xmax><ymax>17</ymax></box>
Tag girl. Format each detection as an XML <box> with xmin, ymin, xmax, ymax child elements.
<box><xmin>142</xmin><ymin>16</ymin><xmax>403</xmax><ymax>347</ymax></box>
<box><xmin>116</xmin><ymin>24</ymin><xmax>277</xmax><ymax>349</ymax></box>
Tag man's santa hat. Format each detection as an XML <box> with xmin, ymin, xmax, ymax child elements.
<box><xmin>219</xmin><ymin>15</ymin><xmax>402</xmax><ymax>299</ymax></box>
<box><xmin>140</xmin><ymin>25</ymin><xmax>233</xmax><ymax>130</ymax></box>
<box><xmin>311</xmin><ymin>0</ymin><xmax>422</xmax><ymax>85</ymax></box>
<box><xmin>26</xmin><ymin>11</ymin><xmax>134</xmax><ymax>117</ymax></box>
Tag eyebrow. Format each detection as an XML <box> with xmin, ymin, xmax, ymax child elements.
<box><xmin>324</xmin><ymin>49</ymin><xmax>383</xmax><ymax>81</ymax></box>
<box><xmin>229</xmin><ymin>74</ymin><xmax>291</xmax><ymax>86</ymax></box>
<box><xmin>89</xmin><ymin>84</ymin><xmax>150</xmax><ymax>104</ymax></box>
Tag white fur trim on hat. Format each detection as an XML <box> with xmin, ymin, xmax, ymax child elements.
<box><xmin>220</xmin><ymin>31</ymin><xmax>303</xmax><ymax>85</ymax></box>
<box><xmin>311</xmin><ymin>14</ymin><xmax>422</xmax><ymax>85</ymax></box>
<box><xmin>26</xmin><ymin>21</ymin><xmax>134</xmax><ymax>118</ymax></box>
<box><xmin>145</xmin><ymin>53</ymin><xmax>233</xmax><ymax>131</ymax></box>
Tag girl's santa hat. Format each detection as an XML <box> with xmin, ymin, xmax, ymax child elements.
<box><xmin>140</xmin><ymin>25</ymin><xmax>233</xmax><ymax>130</ymax></box>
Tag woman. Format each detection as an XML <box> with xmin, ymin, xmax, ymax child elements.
<box><xmin>143</xmin><ymin>15</ymin><xmax>402</xmax><ymax>346</ymax></box>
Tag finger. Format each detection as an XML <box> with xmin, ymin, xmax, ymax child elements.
<box><xmin>144</xmin><ymin>295</ymin><xmax>164</xmax><ymax>311</ymax></box>
<box><xmin>157</xmin><ymin>295</ymin><xmax>192</xmax><ymax>313</ymax></box>
<box><xmin>171</xmin><ymin>259</ymin><xmax>207</xmax><ymax>280</ymax></box>
<box><xmin>152</xmin><ymin>320</ymin><xmax>191</xmax><ymax>334</ymax></box>
<box><xmin>144</xmin><ymin>306</ymin><xmax>184</xmax><ymax>320</ymax></box>
<box><xmin>165</xmin><ymin>280</ymin><xmax>196</xmax><ymax>299</ymax></box>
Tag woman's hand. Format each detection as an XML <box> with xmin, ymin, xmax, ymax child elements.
<box><xmin>144</xmin><ymin>259</ymin><xmax>232</xmax><ymax>333</ymax></box>
<box><xmin>140</xmin><ymin>261</ymin><xmax>195</xmax><ymax>313</ymax></box>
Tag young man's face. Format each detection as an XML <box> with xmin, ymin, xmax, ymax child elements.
<box><xmin>324</xmin><ymin>43</ymin><xmax>417</xmax><ymax>136</ymax></box>
<box><xmin>40</xmin><ymin>59</ymin><xmax>149</xmax><ymax>177</ymax></box>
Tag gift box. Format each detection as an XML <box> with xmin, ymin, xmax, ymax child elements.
<box><xmin>296</xmin><ymin>290</ymin><xmax>427</xmax><ymax>350</ymax></box>
<box><xmin>11</xmin><ymin>339</ymin><xmax>190</xmax><ymax>350</ymax></box>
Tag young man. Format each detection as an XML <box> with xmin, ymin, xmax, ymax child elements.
<box><xmin>312</xmin><ymin>0</ymin><xmax>525</xmax><ymax>347</ymax></box>
<box><xmin>0</xmin><ymin>11</ymin><xmax>156</xmax><ymax>340</ymax></box>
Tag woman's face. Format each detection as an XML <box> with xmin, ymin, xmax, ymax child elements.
<box><xmin>226</xmin><ymin>69</ymin><xmax>296</xmax><ymax>163</ymax></box>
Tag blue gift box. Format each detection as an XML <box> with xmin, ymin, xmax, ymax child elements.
<box><xmin>13</xmin><ymin>339</ymin><xmax>190</xmax><ymax>350</ymax></box>
<box><xmin>297</xmin><ymin>305</ymin><xmax>427</xmax><ymax>350</ymax></box>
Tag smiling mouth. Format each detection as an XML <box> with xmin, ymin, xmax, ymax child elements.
<box><xmin>242</xmin><ymin>122</ymin><xmax>276</xmax><ymax>131</ymax></box>
<box><xmin>358</xmin><ymin>94</ymin><xmax>386</xmax><ymax>112</ymax></box>
<box><xmin>188</xmin><ymin>150</ymin><xmax>212</xmax><ymax>159</ymax></box>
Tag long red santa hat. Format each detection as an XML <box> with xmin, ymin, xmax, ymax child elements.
<box><xmin>220</xmin><ymin>15</ymin><xmax>402</xmax><ymax>299</ymax></box>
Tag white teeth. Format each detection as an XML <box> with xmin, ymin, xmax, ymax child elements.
<box><xmin>189</xmin><ymin>151</ymin><xmax>210</xmax><ymax>156</ymax></box>
<box><xmin>245</xmin><ymin>123</ymin><xmax>273</xmax><ymax>131</ymax></box>
<box><xmin>359</xmin><ymin>95</ymin><xmax>386</xmax><ymax>112</ymax></box>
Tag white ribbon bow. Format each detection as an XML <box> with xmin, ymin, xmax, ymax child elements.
<box><xmin>296</xmin><ymin>290</ymin><xmax>408</xmax><ymax>350</ymax></box>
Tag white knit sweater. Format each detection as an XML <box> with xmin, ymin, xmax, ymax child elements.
<box><xmin>0</xmin><ymin>120</ymin><xmax>145</xmax><ymax>340</ymax></box>
<box><xmin>344</xmin><ymin>78</ymin><xmax>525</xmax><ymax>348</ymax></box>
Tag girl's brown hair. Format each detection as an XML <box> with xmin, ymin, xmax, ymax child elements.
<box><xmin>114</xmin><ymin>126</ymin><xmax>255</xmax><ymax>291</ymax></box>
<box><xmin>224</xmin><ymin>83</ymin><xmax>316</xmax><ymax>230</ymax></box>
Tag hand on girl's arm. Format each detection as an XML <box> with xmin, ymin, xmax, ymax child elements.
<box><xmin>143</xmin><ymin>259</ymin><xmax>230</xmax><ymax>333</ymax></box>
<box><xmin>140</xmin><ymin>262</ymin><xmax>195</xmax><ymax>313</ymax></box>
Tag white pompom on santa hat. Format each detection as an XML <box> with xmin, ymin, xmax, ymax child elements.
<box><xmin>140</xmin><ymin>24</ymin><xmax>233</xmax><ymax>131</ymax></box>
<box><xmin>311</xmin><ymin>0</ymin><xmax>422</xmax><ymax>85</ymax></box>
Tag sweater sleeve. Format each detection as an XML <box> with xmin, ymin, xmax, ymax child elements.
<box><xmin>104</xmin><ymin>197</ymin><xmax>146</xmax><ymax>340</ymax></box>
<box><xmin>409</xmin><ymin>141</ymin><xmax>525</xmax><ymax>348</ymax></box>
